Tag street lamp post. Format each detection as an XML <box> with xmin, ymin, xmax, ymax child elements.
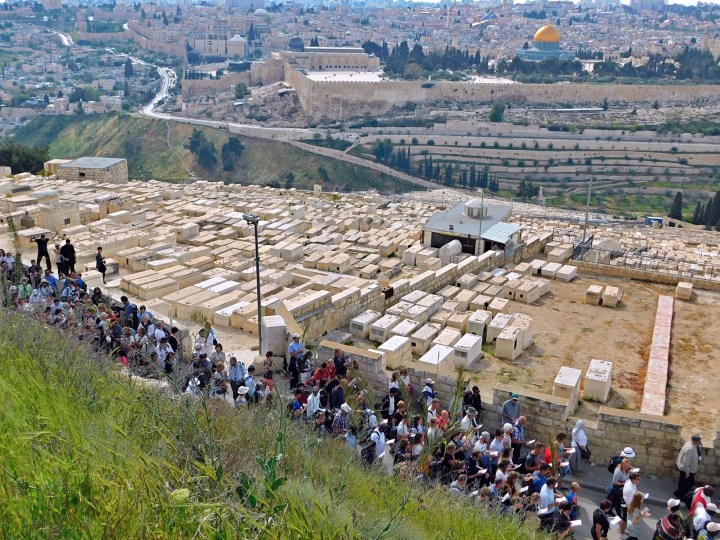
<box><xmin>243</xmin><ymin>213</ymin><xmax>262</xmax><ymax>353</ymax></box>
<box><xmin>582</xmin><ymin>176</ymin><xmax>594</xmax><ymax>244</ymax></box>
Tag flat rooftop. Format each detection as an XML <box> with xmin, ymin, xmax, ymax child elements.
<box><xmin>59</xmin><ymin>157</ymin><xmax>125</xmax><ymax>169</ymax></box>
<box><xmin>304</xmin><ymin>71</ymin><xmax>385</xmax><ymax>82</ymax></box>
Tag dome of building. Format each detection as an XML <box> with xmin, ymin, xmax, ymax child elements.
<box><xmin>288</xmin><ymin>36</ymin><xmax>305</xmax><ymax>52</ymax></box>
<box><xmin>465</xmin><ymin>198</ymin><xmax>484</xmax><ymax>209</ymax></box>
<box><xmin>254</xmin><ymin>8</ymin><xmax>268</xmax><ymax>15</ymax></box>
<box><xmin>533</xmin><ymin>24</ymin><xmax>561</xmax><ymax>43</ymax></box>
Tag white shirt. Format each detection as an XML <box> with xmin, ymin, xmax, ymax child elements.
<box><xmin>153</xmin><ymin>327</ymin><xmax>166</xmax><ymax>343</ymax></box>
<box><xmin>622</xmin><ymin>479</ymin><xmax>637</xmax><ymax>507</ymax></box>
<box><xmin>460</xmin><ymin>415</ymin><xmax>476</xmax><ymax>432</ymax></box>
<box><xmin>307</xmin><ymin>393</ymin><xmax>321</xmax><ymax>418</ymax></box>
<box><xmin>473</xmin><ymin>440</ymin><xmax>488</xmax><ymax>454</ymax></box>
<box><xmin>693</xmin><ymin>506</ymin><xmax>711</xmax><ymax>531</ymax></box>
<box><xmin>155</xmin><ymin>343</ymin><xmax>172</xmax><ymax>363</ymax></box>
<box><xmin>370</xmin><ymin>428</ymin><xmax>386</xmax><ymax>458</ymax></box>
<box><xmin>489</xmin><ymin>438</ymin><xmax>504</xmax><ymax>461</ymax></box>
<box><xmin>427</xmin><ymin>407</ymin><xmax>438</xmax><ymax>424</ymax></box>
<box><xmin>397</xmin><ymin>422</ymin><xmax>410</xmax><ymax>440</ymax></box>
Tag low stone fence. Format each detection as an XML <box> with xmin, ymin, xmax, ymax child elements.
<box><xmin>568</xmin><ymin>259</ymin><xmax>720</xmax><ymax>291</ymax></box>
<box><xmin>317</xmin><ymin>338</ymin><xmax>719</xmax><ymax>482</ymax></box>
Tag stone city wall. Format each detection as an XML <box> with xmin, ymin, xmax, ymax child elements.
<box><xmin>182</xmin><ymin>72</ymin><xmax>252</xmax><ymax>100</ymax></box>
<box><xmin>126</xmin><ymin>25</ymin><xmax>185</xmax><ymax>57</ymax></box>
<box><xmin>182</xmin><ymin>60</ymin><xmax>285</xmax><ymax>100</ymax></box>
<box><xmin>77</xmin><ymin>30</ymin><xmax>129</xmax><ymax>42</ymax></box>
<box><xmin>288</xmin><ymin>69</ymin><xmax>720</xmax><ymax>120</ymax></box>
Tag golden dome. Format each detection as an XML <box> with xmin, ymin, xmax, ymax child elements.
<box><xmin>534</xmin><ymin>24</ymin><xmax>561</xmax><ymax>43</ymax></box>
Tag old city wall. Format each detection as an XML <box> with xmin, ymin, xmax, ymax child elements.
<box><xmin>77</xmin><ymin>30</ymin><xmax>129</xmax><ymax>42</ymax></box>
<box><xmin>182</xmin><ymin>61</ymin><xmax>285</xmax><ymax>100</ymax></box>
<box><xmin>317</xmin><ymin>338</ymin><xmax>718</xmax><ymax>481</ymax></box>
<box><xmin>126</xmin><ymin>25</ymin><xmax>185</xmax><ymax>57</ymax></box>
<box><xmin>182</xmin><ymin>72</ymin><xmax>252</xmax><ymax>99</ymax></box>
<box><xmin>294</xmin><ymin>76</ymin><xmax>720</xmax><ymax>120</ymax></box>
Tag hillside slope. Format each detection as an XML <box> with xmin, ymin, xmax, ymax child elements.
<box><xmin>0</xmin><ymin>312</ymin><xmax>548</xmax><ymax>539</ymax></box>
<box><xmin>13</xmin><ymin>114</ymin><xmax>418</xmax><ymax>193</ymax></box>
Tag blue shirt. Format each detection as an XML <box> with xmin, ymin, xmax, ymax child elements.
<box><xmin>532</xmin><ymin>472</ymin><xmax>547</xmax><ymax>495</ymax></box>
<box><xmin>244</xmin><ymin>374</ymin><xmax>255</xmax><ymax>397</ymax></box>
<box><xmin>288</xmin><ymin>340</ymin><xmax>304</xmax><ymax>359</ymax></box>
<box><xmin>228</xmin><ymin>364</ymin><xmax>246</xmax><ymax>382</ymax></box>
<box><xmin>512</xmin><ymin>421</ymin><xmax>525</xmax><ymax>443</ymax></box>
<box><xmin>124</xmin><ymin>302</ymin><xmax>137</xmax><ymax>320</ymax></box>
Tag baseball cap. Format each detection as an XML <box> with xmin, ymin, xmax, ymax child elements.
<box><xmin>691</xmin><ymin>434</ymin><xmax>702</xmax><ymax>442</ymax></box>
<box><xmin>292</xmin><ymin>333</ymin><xmax>300</xmax><ymax>338</ymax></box>
<box><xmin>667</xmin><ymin>498</ymin><xmax>681</xmax><ymax>509</ymax></box>
<box><xmin>511</xmin><ymin>393</ymin><xmax>519</xmax><ymax>400</ymax></box>
<box><xmin>707</xmin><ymin>523</ymin><xmax>720</xmax><ymax>532</ymax></box>
<box><xmin>340</xmin><ymin>403</ymin><xmax>352</xmax><ymax>413</ymax></box>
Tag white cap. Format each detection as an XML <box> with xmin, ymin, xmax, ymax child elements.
<box><xmin>340</xmin><ymin>403</ymin><xmax>352</xmax><ymax>413</ymax></box>
<box><xmin>292</xmin><ymin>333</ymin><xmax>300</xmax><ymax>338</ymax></box>
<box><xmin>621</xmin><ymin>447</ymin><xmax>636</xmax><ymax>459</ymax></box>
<box><xmin>707</xmin><ymin>522</ymin><xmax>720</xmax><ymax>532</ymax></box>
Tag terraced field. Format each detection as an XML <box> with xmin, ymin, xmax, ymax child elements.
<box><xmin>351</xmin><ymin>126</ymin><xmax>720</xmax><ymax>215</ymax></box>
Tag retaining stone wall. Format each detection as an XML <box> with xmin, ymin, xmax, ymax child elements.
<box><xmin>568</xmin><ymin>260</ymin><xmax>720</xmax><ymax>291</ymax></box>
<box><xmin>317</xmin><ymin>342</ymin><xmax>703</xmax><ymax>480</ymax></box>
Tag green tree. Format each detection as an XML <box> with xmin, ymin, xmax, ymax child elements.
<box><xmin>692</xmin><ymin>201</ymin><xmax>703</xmax><ymax>225</ymax></box>
<box><xmin>234</xmin><ymin>83</ymin><xmax>250</xmax><ymax>99</ymax></box>
<box><xmin>124</xmin><ymin>58</ymin><xmax>134</xmax><ymax>78</ymax></box>
<box><xmin>443</xmin><ymin>163</ymin><xmax>453</xmax><ymax>186</ymax></box>
<box><xmin>667</xmin><ymin>191</ymin><xmax>683</xmax><ymax>220</ymax></box>
<box><xmin>221</xmin><ymin>136</ymin><xmax>244</xmax><ymax>171</ymax></box>
<box><xmin>489</xmin><ymin>101</ymin><xmax>506</xmax><ymax>122</ymax></box>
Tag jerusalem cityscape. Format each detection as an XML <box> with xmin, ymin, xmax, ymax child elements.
<box><xmin>0</xmin><ymin>0</ymin><xmax>719</xmax><ymax>537</ymax></box>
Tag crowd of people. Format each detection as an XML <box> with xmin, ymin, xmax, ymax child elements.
<box><xmin>3</xmin><ymin>238</ymin><xmax>718</xmax><ymax>540</ymax></box>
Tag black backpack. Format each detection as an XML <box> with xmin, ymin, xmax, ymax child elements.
<box><xmin>608</xmin><ymin>455</ymin><xmax>623</xmax><ymax>473</ymax></box>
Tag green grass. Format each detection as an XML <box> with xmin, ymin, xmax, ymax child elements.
<box><xmin>0</xmin><ymin>313</ymin><xmax>548</xmax><ymax>538</ymax></box>
<box><xmin>13</xmin><ymin>113</ymin><xmax>419</xmax><ymax>193</ymax></box>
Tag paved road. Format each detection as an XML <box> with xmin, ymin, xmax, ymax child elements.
<box><xmin>134</xmin><ymin>65</ymin><xmax>444</xmax><ymax>190</ymax></box>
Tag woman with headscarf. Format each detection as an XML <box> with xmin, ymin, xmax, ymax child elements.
<box><xmin>571</xmin><ymin>419</ymin><xmax>589</xmax><ymax>472</ymax></box>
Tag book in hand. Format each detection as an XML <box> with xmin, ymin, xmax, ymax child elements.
<box><xmin>631</xmin><ymin>467</ymin><xmax>640</xmax><ymax>473</ymax></box>
<box><xmin>526</xmin><ymin>439</ymin><xmax>536</xmax><ymax>445</ymax></box>
<box><xmin>560</xmin><ymin>461</ymin><xmax>570</xmax><ymax>467</ymax></box>
<box><xmin>644</xmin><ymin>492</ymin><xmax>650</xmax><ymax>500</ymax></box>
<box><xmin>565</xmin><ymin>447</ymin><xmax>576</xmax><ymax>454</ymax></box>
<box><xmin>538</xmin><ymin>507</ymin><xmax>552</xmax><ymax>515</ymax></box>
<box><xmin>569</xmin><ymin>520</ymin><xmax>582</xmax><ymax>528</ymax></box>
<box><xmin>609</xmin><ymin>515</ymin><xmax>622</xmax><ymax>528</ymax></box>
<box><xmin>520</xmin><ymin>486</ymin><xmax>529</xmax><ymax>493</ymax></box>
